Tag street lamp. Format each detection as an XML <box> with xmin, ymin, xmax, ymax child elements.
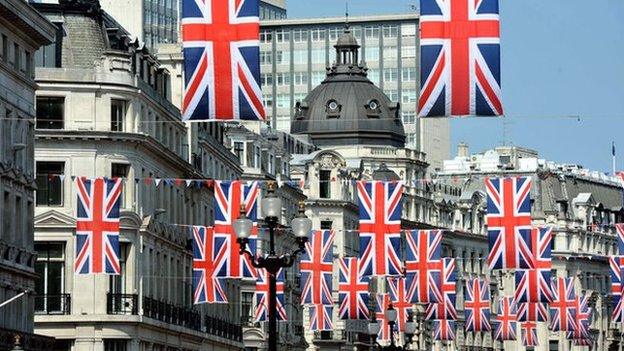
<box><xmin>368</xmin><ymin>308</ymin><xmax>417</xmax><ymax>350</ymax></box>
<box><xmin>234</xmin><ymin>183</ymin><xmax>312</xmax><ymax>351</ymax></box>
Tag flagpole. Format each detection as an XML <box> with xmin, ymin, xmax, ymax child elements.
<box><xmin>613</xmin><ymin>141</ymin><xmax>617</xmax><ymax>176</ymax></box>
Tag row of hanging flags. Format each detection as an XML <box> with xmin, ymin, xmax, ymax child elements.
<box><xmin>179</xmin><ymin>0</ymin><xmax>503</xmax><ymax>121</ymax></box>
<box><xmin>74</xmin><ymin>174</ymin><xmax>616</xmax><ymax>346</ymax></box>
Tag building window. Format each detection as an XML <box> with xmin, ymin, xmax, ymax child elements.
<box><xmin>402</xmin><ymin>67</ymin><xmax>416</xmax><ymax>81</ymax></box>
<box><xmin>104</xmin><ymin>340</ymin><xmax>127</xmax><ymax>351</ymax></box>
<box><xmin>112</xmin><ymin>163</ymin><xmax>129</xmax><ymax>207</ymax></box>
<box><xmin>241</xmin><ymin>291</ymin><xmax>254</xmax><ymax>324</ymax></box>
<box><xmin>233</xmin><ymin>141</ymin><xmax>244</xmax><ymax>160</ymax></box>
<box><xmin>293</xmin><ymin>29</ymin><xmax>308</xmax><ymax>43</ymax></box>
<box><xmin>13</xmin><ymin>43</ymin><xmax>20</xmax><ymax>71</ymax></box>
<box><xmin>319</xmin><ymin>170</ymin><xmax>331</xmax><ymax>199</ymax></box>
<box><xmin>401</xmin><ymin>45</ymin><xmax>417</xmax><ymax>59</ymax></box>
<box><xmin>275</xmin><ymin>30</ymin><xmax>290</xmax><ymax>43</ymax></box>
<box><xmin>403</xmin><ymin>112</ymin><xmax>416</xmax><ymax>124</ymax></box>
<box><xmin>260</xmin><ymin>51</ymin><xmax>272</xmax><ymax>65</ymax></box>
<box><xmin>1</xmin><ymin>34</ymin><xmax>7</xmax><ymax>62</ymax></box>
<box><xmin>365</xmin><ymin>47</ymin><xmax>379</xmax><ymax>62</ymax></box>
<box><xmin>276</xmin><ymin>51</ymin><xmax>290</xmax><ymax>65</ymax></box>
<box><xmin>311</xmin><ymin>49</ymin><xmax>325</xmax><ymax>64</ymax></box>
<box><xmin>383</xmin><ymin>68</ymin><xmax>398</xmax><ymax>83</ymax></box>
<box><xmin>34</xmin><ymin>242</ymin><xmax>65</xmax><ymax>314</ymax></box>
<box><xmin>254</xmin><ymin>146</ymin><xmax>261</xmax><ymax>168</ymax></box>
<box><xmin>310</xmin><ymin>28</ymin><xmax>326</xmax><ymax>42</ymax></box>
<box><xmin>36</xmin><ymin>162</ymin><xmax>64</xmax><ymax>206</ymax></box>
<box><xmin>260</xmin><ymin>30</ymin><xmax>273</xmax><ymax>43</ymax></box>
<box><xmin>321</xmin><ymin>221</ymin><xmax>333</xmax><ymax>230</ymax></box>
<box><xmin>383</xmin><ymin>25</ymin><xmax>399</xmax><ymax>39</ymax></box>
<box><xmin>365</xmin><ymin>26</ymin><xmax>380</xmax><ymax>39</ymax></box>
<box><xmin>111</xmin><ymin>99</ymin><xmax>126</xmax><ymax>132</ymax></box>
<box><xmin>383</xmin><ymin>46</ymin><xmax>398</xmax><ymax>61</ymax></box>
<box><xmin>36</xmin><ymin>97</ymin><xmax>64</xmax><ymax>129</ymax></box>
<box><xmin>260</xmin><ymin>73</ymin><xmax>273</xmax><ymax>86</ymax></box>
<box><xmin>293</xmin><ymin>50</ymin><xmax>307</xmax><ymax>65</ymax></box>
<box><xmin>276</xmin><ymin>94</ymin><xmax>290</xmax><ymax>108</ymax></box>
<box><xmin>367</xmin><ymin>69</ymin><xmax>380</xmax><ymax>85</ymax></box>
<box><xmin>402</xmin><ymin>90</ymin><xmax>417</xmax><ymax>104</ymax></box>
<box><xmin>293</xmin><ymin>72</ymin><xmax>308</xmax><ymax>86</ymax></box>
<box><xmin>276</xmin><ymin>72</ymin><xmax>291</xmax><ymax>86</ymax></box>
<box><xmin>109</xmin><ymin>244</ymin><xmax>128</xmax><ymax>295</ymax></box>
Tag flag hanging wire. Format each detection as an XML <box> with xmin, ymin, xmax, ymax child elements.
<box><xmin>0</xmin><ymin>291</ymin><xmax>28</xmax><ymax>309</ymax></box>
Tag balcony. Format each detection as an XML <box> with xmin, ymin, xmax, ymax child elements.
<box><xmin>34</xmin><ymin>294</ymin><xmax>71</xmax><ymax>315</ymax></box>
<box><xmin>143</xmin><ymin>296</ymin><xmax>202</xmax><ymax>331</ymax></box>
<box><xmin>205</xmin><ymin>315</ymin><xmax>243</xmax><ymax>341</ymax></box>
<box><xmin>107</xmin><ymin>293</ymin><xmax>138</xmax><ymax>315</ymax></box>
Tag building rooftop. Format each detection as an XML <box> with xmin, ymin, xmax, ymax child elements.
<box><xmin>261</xmin><ymin>13</ymin><xmax>418</xmax><ymax>26</ymax></box>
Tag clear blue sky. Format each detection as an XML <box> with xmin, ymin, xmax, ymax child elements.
<box><xmin>288</xmin><ymin>0</ymin><xmax>624</xmax><ymax>173</ymax></box>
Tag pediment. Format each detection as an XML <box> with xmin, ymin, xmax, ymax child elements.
<box><xmin>35</xmin><ymin>210</ymin><xmax>76</xmax><ymax>227</ymax></box>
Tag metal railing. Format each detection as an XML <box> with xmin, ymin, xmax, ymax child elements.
<box><xmin>205</xmin><ymin>315</ymin><xmax>243</xmax><ymax>341</ymax></box>
<box><xmin>142</xmin><ymin>296</ymin><xmax>201</xmax><ymax>331</ymax></box>
<box><xmin>34</xmin><ymin>294</ymin><xmax>71</xmax><ymax>315</ymax></box>
<box><xmin>107</xmin><ymin>293</ymin><xmax>138</xmax><ymax>315</ymax></box>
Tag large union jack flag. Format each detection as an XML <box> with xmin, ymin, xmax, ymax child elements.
<box><xmin>214</xmin><ymin>180</ymin><xmax>259</xmax><ymax>279</ymax></box>
<box><xmin>192</xmin><ymin>226</ymin><xmax>229</xmax><ymax>304</ymax></box>
<box><xmin>338</xmin><ymin>257</ymin><xmax>370</xmax><ymax>320</ymax></box>
<box><xmin>433</xmin><ymin>320</ymin><xmax>456</xmax><ymax>341</ymax></box>
<box><xmin>300</xmin><ymin>230</ymin><xmax>334</xmax><ymax>305</ymax></box>
<box><xmin>181</xmin><ymin>0</ymin><xmax>265</xmax><ymax>121</ymax></box>
<box><xmin>426</xmin><ymin>258</ymin><xmax>457</xmax><ymax>320</ymax></box>
<box><xmin>375</xmin><ymin>294</ymin><xmax>397</xmax><ymax>342</ymax></box>
<box><xmin>550</xmin><ymin>277</ymin><xmax>576</xmax><ymax>332</ymax></box>
<box><xmin>418</xmin><ymin>0</ymin><xmax>503</xmax><ymax>117</ymax></box>
<box><xmin>517</xmin><ymin>302</ymin><xmax>548</xmax><ymax>322</ymax></box>
<box><xmin>521</xmin><ymin>321</ymin><xmax>539</xmax><ymax>347</ymax></box>
<box><xmin>387</xmin><ymin>276</ymin><xmax>414</xmax><ymax>332</ymax></box>
<box><xmin>75</xmin><ymin>177</ymin><xmax>122</xmax><ymax>274</ymax></box>
<box><xmin>255</xmin><ymin>268</ymin><xmax>287</xmax><ymax>322</ymax></box>
<box><xmin>357</xmin><ymin>181</ymin><xmax>403</xmax><ymax>277</ymax></box>
<box><xmin>514</xmin><ymin>227</ymin><xmax>554</xmax><ymax>303</ymax></box>
<box><xmin>405</xmin><ymin>230</ymin><xmax>442</xmax><ymax>303</ymax></box>
<box><xmin>309</xmin><ymin>304</ymin><xmax>334</xmax><ymax>331</ymax></box>
<box><xmin>485</xmin><ymin>177</ymin><xmax>533</xmax><ymax>270</ymax></box>
<box><xmin>610</xmin><ymin>256</ymin><xmax>624</xmax><ymax>323</ymax></box>
<box><xmin>493</xmin><ymin>297</ymin><xmax>517</xmax><ymax>341</ymax></box>
<box><xmin>464</xmin><ymin>278</ymin><xmax>491</xmax><ymax>332</ymax></box>
<box><xmin>567</xmin><ymin>294</ymin><xmax>592</xmax><ymax>341</ymax></box>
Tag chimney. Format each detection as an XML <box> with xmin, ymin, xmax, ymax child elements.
<box><xmin>457</xmin><ymin>142</ymin><xmax>469</xmax><ymax>158</ymax></box>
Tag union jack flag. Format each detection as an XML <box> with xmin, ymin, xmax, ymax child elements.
<box><xmin>464</xmin><ymin>278</ymin><xmax>491</xmax><ymax>332</ymax></box>
<box><xmin>404</xmin><ymin>230</ymin><xmax>442</xmax><ymax>303</ymax></box>
<box><xmin>214</xmin><ymin>180</ymin><xmax>259</xmax><ymax>279</ymax></box>
<box><xmin>485</xmin><ymin>177</ymin><xmax>533</xmax><ymax>270</ymax></box>
<box><xmin>191</xmin><ymin>226</ymin><xmax>229</xmax><ymax>304</ymax></box>
<box><xmin>300</xmin><ymin>230</ymin><xmax>334</xmax><ymax>305</ymax></box>
<box><xmin>387</xmin><ymin>276</ymin><xmax>414</xmax><ymax>331</ymax></box>
<box><xmin>181</xmin><ymin>0</ymin><xmax>265</xmax><ymax>121</ymax></box>
<box><xmin>514</xmin><ymin>227</ymin><xmax>553</xmax><ymax>303</ymax></box>
<box><xmin>338</xmin><ymin>257</ymin><xmax>370</xmax><ymax>320</ymax></box>
<box><xmin>618</xmin><ymin>224</ymin><xmax>624</xmax><ymax>255</ymax></box>
<box><xmin>610</xmin><ymin>256</ymin><xmax>624</xmax><ymax>323</ymax></box>
<box><xmin>517</xmin><ymin>302</ymin><xmax>548</xmax><ymax>322</ymax></box>
<box><xmin>425</xmin><ymin>258</ymin><xmax>457</xmax><ymax>320</ymax></box>
<box><xmin>433</xmin><ymin>320</ymin><xmax>456</xmax><ymax>341</ymax></box>
<box><xmin>375</xmin><ymin>294</ymin><xmax>397</xmax><ymax>342</ymax></box>
<box><xmin>255</xmin><ymin>268</ymin><xmax>287</xmax><ymax>322</ymax></box>
<box><xmin>567</xmin><ymin>294</ymin><xmax>592</xmax><ymax>341</ymax></box>
<box><xmin>357</xmin><ymin>181</ymin><xmax>403</xmax><ymax>277</ymax></box>
<box><xmin>418</xmin><ymin>0</ymin><xmax>503</xmax><ymax>117</ymax></box>
<box><xmin>493</xmin><ymin>297</ymin><xmax>517</xmax><ymax>341</ymax></box>
<box><xmin>309</xmin><ymin>304</ymin><xmax>334</xmax><ymax>331</ymax></box>
<box><xmin>550</xmin><ymin>277</ymin><xmax>576</xmax><ymax>332</ymax></box>
<box><xmin>75</xmin><ymin>177</ymin><xmax>122</xmax><ymax>274</ymax></box>
<box><xmin>521</xmin><ymin>321</ymin><xmax>539</xmax><ymax>347</ymax></box>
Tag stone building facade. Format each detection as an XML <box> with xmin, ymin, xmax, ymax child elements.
<box><xmin>0</xmin><ymin>1</ymin><xmax>56</xmax><ymax>350</ymax></box>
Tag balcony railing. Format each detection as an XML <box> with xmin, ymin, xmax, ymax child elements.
<box><xmin>34</xmin><ymin>294</ymin><xmax>71</xmax><ymax>315</ymax></box>
<box><xmin>205</xmin><ymin>315</ymin><xmax>243</xmax><ymax>341</ymax></box>
<box><xmin>107</xmin><ymin>293</ymin><xmax>138</xmax><ymax>315</ymax></box>
<box><xmin>143</xmin><ymin>296</ymin><xmax>201</xmax><ymax>331</ymax></box>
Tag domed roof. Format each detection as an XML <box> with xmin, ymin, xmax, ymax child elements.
<box><xmin>290</xmin><ymin>29</ymin><xmax>405</xmax><ymax>148</ymax></box>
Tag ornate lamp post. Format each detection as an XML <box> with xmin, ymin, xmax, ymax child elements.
<box><xmin>234</xmin><ymin>184</ymin><xmax>312</xmax><ymax>351</ymax></box>
<box><xmin>368</xmin><ymin>306</ymin><xmax>417</xmax><ymax>350</ymax></box>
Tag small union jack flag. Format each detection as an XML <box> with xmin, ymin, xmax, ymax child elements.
<box><xmin>338</xmin><ymin>257</ymin><xmax>370</xmax><ymax>320</ymax></box>
<box><xmin>255</xmin><ymin>268</ymin><xmax>287</xmax><ymax>322</ymax></box>
<box><xmin>404</xmin><ymin>230</ymin><xmax>443</xmax><ymax>303</ymax></box>
<box><xmin>387</xmin><ymin>276</ymin><xmax>414</xmax><ymax>332</ymax></box>
<box><xmin>618</xmin><ymin>224</ymin><xmax>624</xmax><ymax>255</ymax></box>
<box><xmin>485</xmin><ymin>177</ymin><xmax>533</xmax><ymax>270</ymax></box>
<box><xmin>181</xmin><ymin>0</ymin><xmax>265</xmax><ymax>121</ymax></box>
<box><xmin>567</xmin><ymin>294</ymin><xmax>592</xmax><ymax>341</ymax></box>
<box><xmin>357</xmin><ymin>181</ymin><xmax>403</xmax><ymax>277</ymax></box>
<box><xmin>300</xmin><ymin>230</ymin><xmax>334</xmax><ymax>305</ymax></box>
<box><xmin>425</xmin><ymin>258</ymin><xmax>457</xmax><ymax>321</ymax></box>
<box><xmin>433</xmin><ymin>320</ymin><xmax>456</xmax><ymax>341</ymax></box>
<box><xmin>517</xmin><ymin>302</ymin><xmax>549</xmax><ymax>322</ymax></box>
<box><xmin>494</xmin><ymin>297</ymin><xmax>517</xmax><ymax>341</ymax></box>
<box><xmin>191</xmin><ymin>226</ymin><xmax>228</xmax><ymax>304</ymax></box>
<box><xmin>75</xmin><ymin>177</ymin><xmax>122</xmax><ymax>274</ymax></box>
<box><xmin>610</xmin><ymin>256</ymin><xmax>624</xmax><ymax>323</ymax></box>
<box><xmin>464</xmin><ymin>278</ymin><xmax>491</xmax><ymax>332</ymax></box>
<box><xmin>550</xmin><ymin>277</ymin><xmax>576</xmax><ymax>332</ymax></box>
<box><xmin>375</xmin><ymin>294</ymin><xmax>397</xmax><ymax>342</ymax></box>
<box><xmin>514</xmin><ymin>227</ymin><xmax>553</xmax><ymax>303</ymax></box>
<box><xmin>309</xmin><ymin>304</ymin><xmax>334</xmax><ymax>331</ymax></box>
<box><xmin>214</xmin><ymin>180</ymin><xmax>260</xmax><ymax>279</ymax></box>
<box><xmin>521</xmin><ymin>321</ymin><xmax>539</xmax><ymax>347</ymax></box>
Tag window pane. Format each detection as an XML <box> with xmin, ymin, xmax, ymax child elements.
<box><xmin>36</xmin><ymin>97</ymin><xmax>64</xmax><ymax>129</ymax></box>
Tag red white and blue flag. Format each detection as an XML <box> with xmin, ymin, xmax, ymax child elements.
<box><xmin>521</xmin><ymin>321</ymin><xmax>539</xmax><ymax>347</ymax></box>
<box><xmin>425</xmin><ymin>257</ymin><xmax>457</xmax><ymax>320</ymax></box>
<box><xmin>357</xmin><ymin>181</ymin><xmax>403</xmax><ymax>277</ymax></box>
<box><xmin>387</xmin><ymin>276</ymin><xmax>414</xmax><ymax>332</ymax></box>
<box><xmin>464</xmin><ymin>278</ymin><xmax>491</xmax><ymax>332</ymax></box>
<box><xmin>550</xmin><ymin>277</ymin><xmax>576</xmax><ymax>332</ymax></box>
<box><xmin>493</xmin><ymin>297</ymin><xmax>517</xmax><ymax>341</ymax></box>
<box><xmin>375</xmin><ymin>294</ymin><xmax>397</xmax><ymax>342</ymax></box>
<box><xmin>338</xmin><ymin>257</ymin><xmax>370</xmax><ymax>320</ymax></box>
<box><xmin>75</xmin><ymin>177</ymin><xmax>122</xmax><ymax>274</ymax></box>
<box><xmin>617</xmin><ymin>224</ymin><xmax>624</xmax><ymax>255</ymax></box>
<box><xmin>309</xmin><ymin>304</ymin><xmax>334</xmax><ymax>331</ymax></box>
<box><xmin>181</xmin><ymin>0</ymin><xmax>265</xmax><ymax>121</ymax></box>
<box><xmin>300</xmin><ymin>230</ymin><xmax>334</xmax><ymax>305</ymax></box>
<box><xmin>433</xmin><ymin>320</ymin><xmax>456</xmax><ymax>341</ymax></box>
<box><xmin>610</xmin><ymin>256</ymin><xmax>624</xmax><ymax>323</ymax></box>
<box><xmin>214</xmin><ymin>180</ymin><xmax>259</xmax><ymax>279</ymax></box>
<box><xmin>191</xmin><ymin>226</ymin><xmax>229</xmax><ymax>304</ymax></box>
<box><xmin>405</xmin><ymin>229</ymin><xmax>443</xmax><ymax>303</ymax></box>
<box><xmin>514</xmin><ymin>227</ymin><xmax>554</xmax><ymax>303</ymax></box>
<box><xmin>485</xmin><ymin>177</ymin><xmax>533</xmax><ymax>270</ymax></box>
<box><xmin>567</xmin><ymin>294</ymin><xmax>592</xmax><ymax>341</ymax></box>
<box><xmin>418</xmin><ymin>0</ymin><xmax>503</xmax><ymax>117</ymax></box>
<box><xmin>255</xmin><ymin>268</ymin><xmax>288</xmax><ymax>322</ymax></box>
<box><xmin>517</xmin><ymin>302</ymin><xmax>548</xmax><ymax>322</ymax></box>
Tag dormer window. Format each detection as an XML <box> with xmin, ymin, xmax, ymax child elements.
<box><xmin>295</xmin><ymin>101</ymin><xmax>308</xmax><ymax>120</ymax></box>
<box><xmin>366</xmin><ymin>99</ymin><xmax>381</xmax><ymax>118</ymax></box>
<box><xmin>326</xmin><ymin>99</ymin><xmax>341</xmax><ymax>118</ymax></box>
